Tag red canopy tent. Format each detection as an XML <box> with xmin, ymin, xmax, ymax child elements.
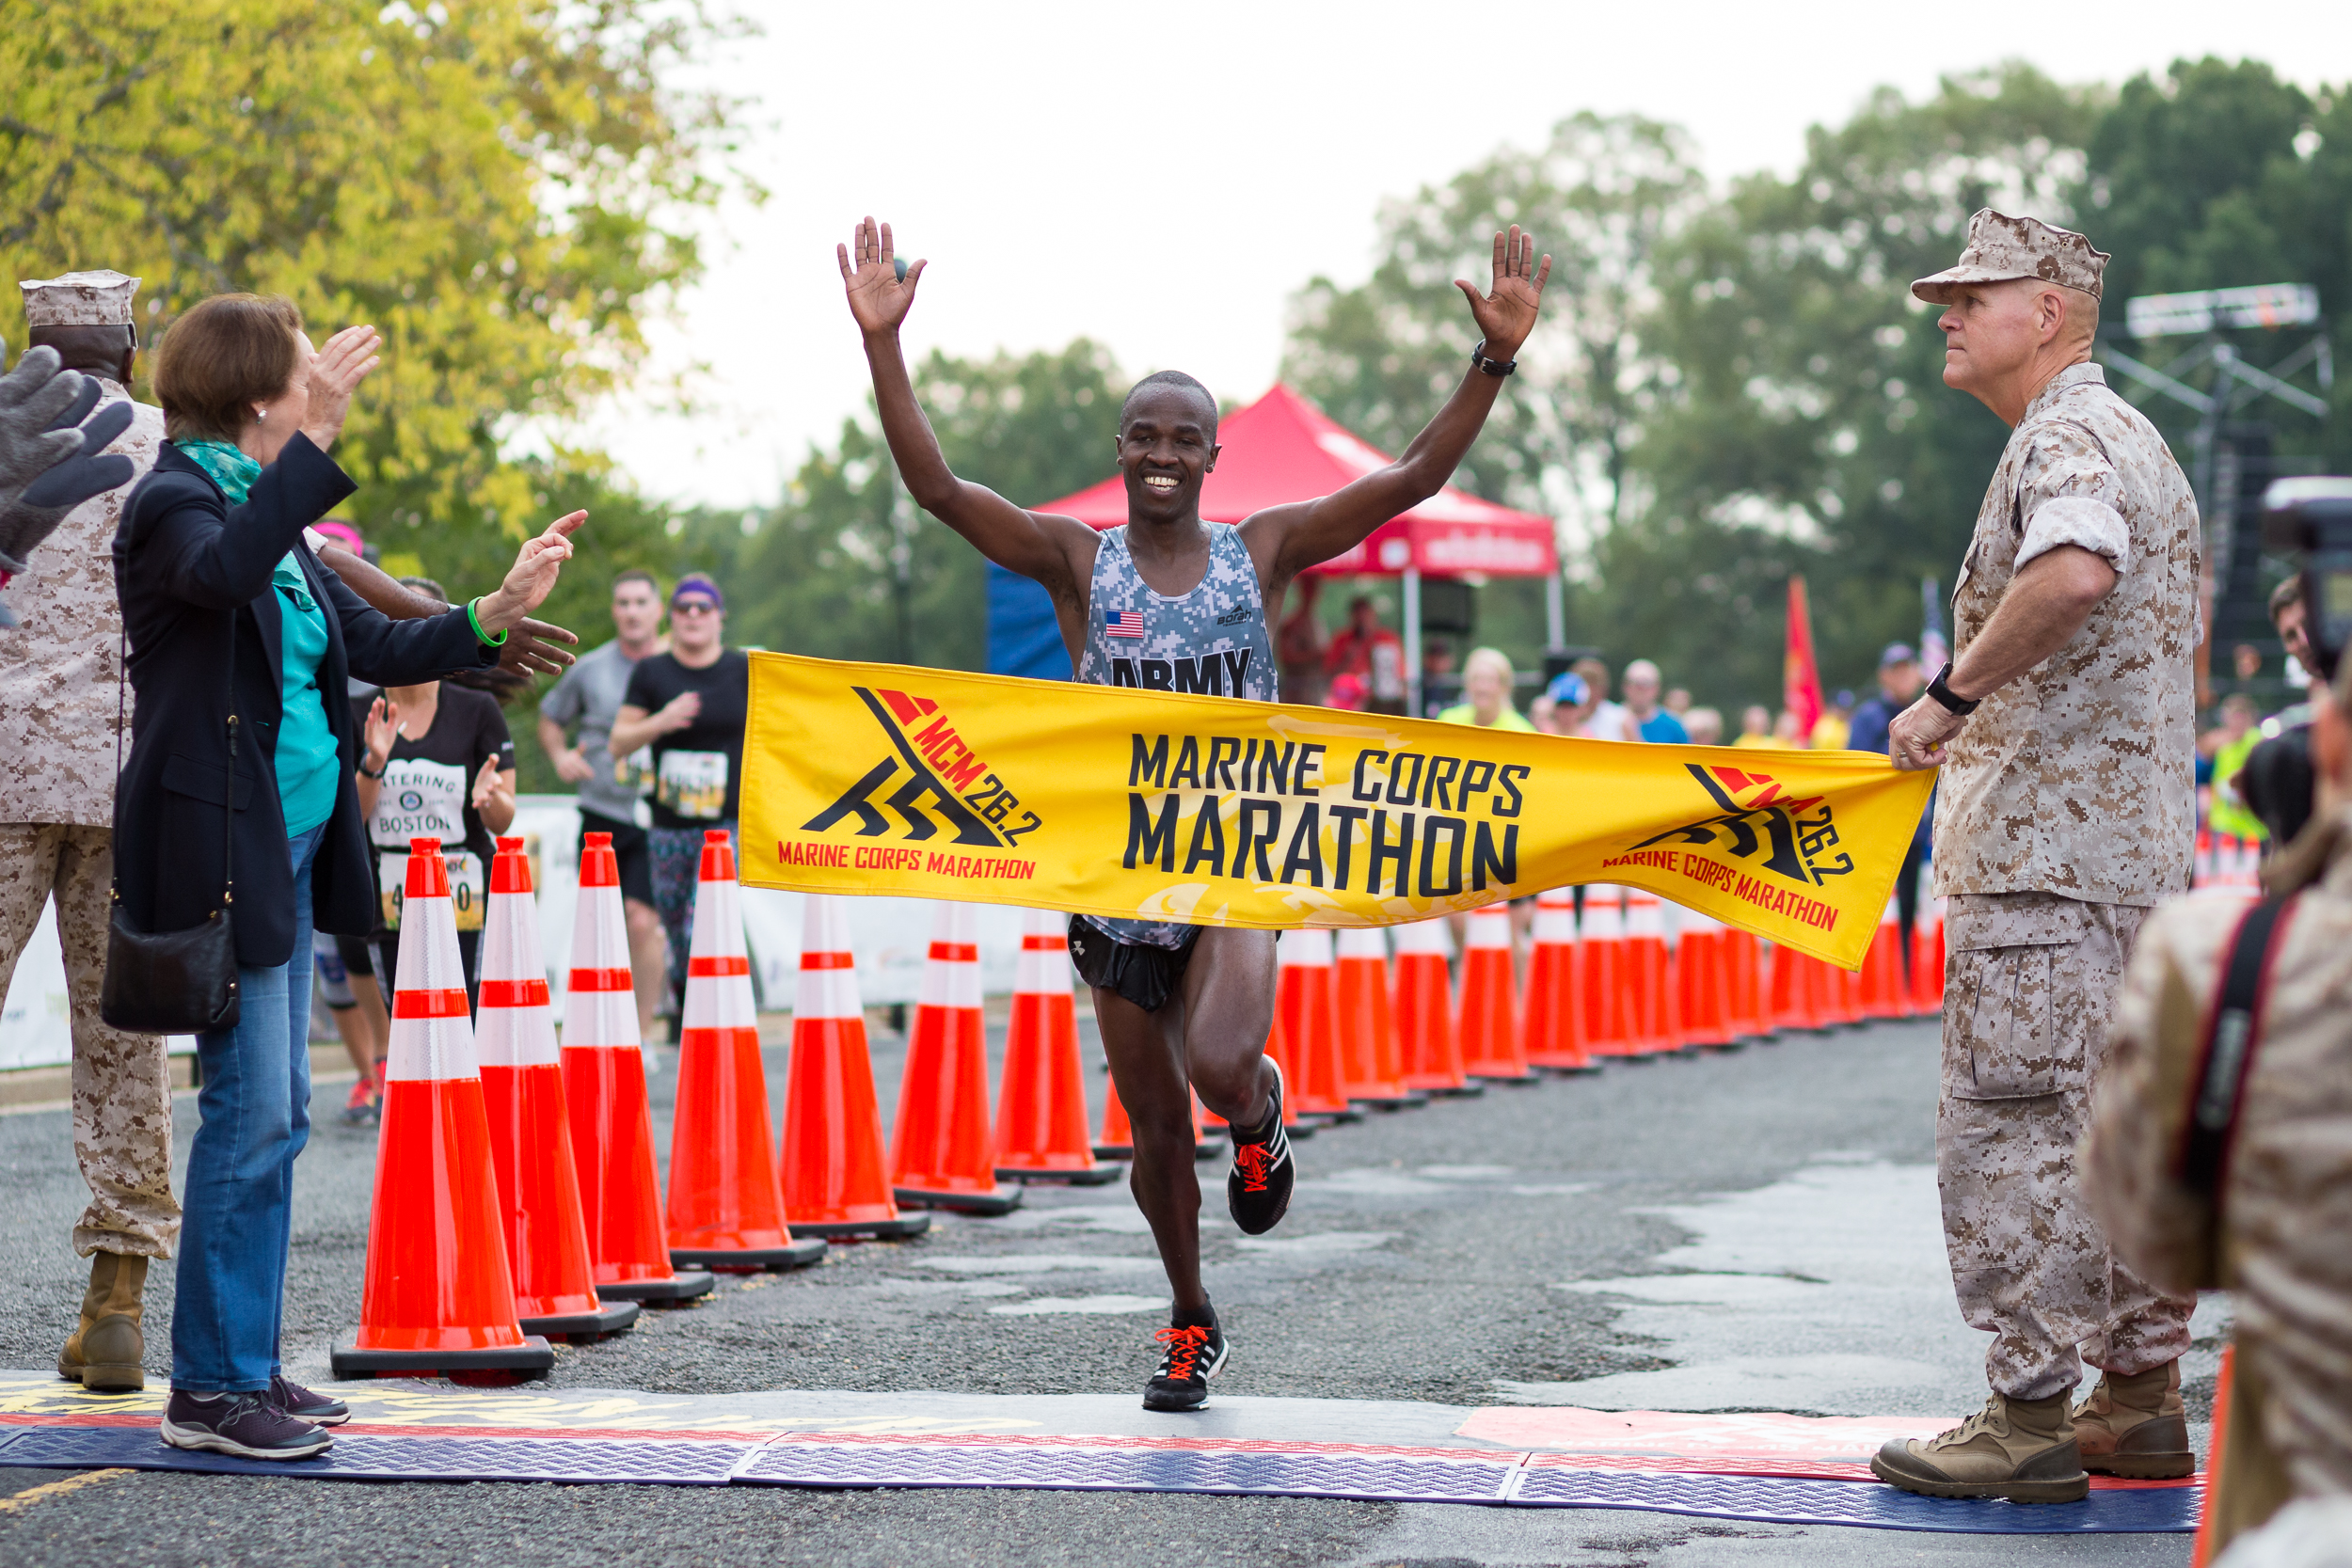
<box><xmin>1030</xmin><ymin>385</ymin><xmax>1561</xmax><ymax>707</ymax></box>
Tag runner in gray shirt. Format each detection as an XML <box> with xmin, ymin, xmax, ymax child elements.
<box><xmin>842</xmin><ymin>214</ymin><xmax>1549</xmax><ymax>1412</ymax></box>
<box><xmin>537</xmin><ymin>569</ymin><xmax>669</xmax><ymax>1037</ymax></box>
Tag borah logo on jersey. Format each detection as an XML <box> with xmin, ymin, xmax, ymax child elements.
<box><xmin>787</xmin><ymin>687</ymin><xmax>1041</xmax><ymax>881</ymax></box>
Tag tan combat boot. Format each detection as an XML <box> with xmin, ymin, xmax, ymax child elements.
<box><xmin>2073</xmin><ymin>1360</ymin><xmax>2194</xmax><ymax>1479</ymax></box>
<box><xmin>1870</xmin><ymin>1391</ymin><xmax>2089</xmax><ymax>1503</ymax></box>
<box><xmin>57</xmin><ymin>1252</ymin><xmax>149</xmax><ymax>1392</ymax></box>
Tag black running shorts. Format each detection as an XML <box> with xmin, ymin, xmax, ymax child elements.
<box><xmin>1067</xmin><ymin>916</ymin><xmax>1202</xmax><ymax>1014</ymax></box>
<box><xmin>579</xmin><ymin>809</ymin><xmax>656</xmax><ymax>907</ymax></box>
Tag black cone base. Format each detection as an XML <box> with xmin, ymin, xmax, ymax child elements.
<box><xmin>787</xmin><ymin>1212</ymin><xmax>933</xmax><ymax>1240</ymax></box>
<box><xmin>996</xmin><ymin>1163</ymin><xmax>1122</xmax><ymax>1186</ymax></box>
<box><xmin>1090</xmin><ymin>1143</ymin><xmax>1133</xmax><ymax>1161</ymax></box>
<box><xmin>669</xmin><ymin>1239</ymin><xmax>829</xmax><ymax>1272</ymax></box>
<box><xmin>329</xmin><ymin>1333</ymin><xmax>554</xmax><ymax>1380</ymax></box>
<box><xmin>596</xmin><ymin>1269</ymin><xmax>718</xmax><ymax>1303</ymax></box>
<box><xmin>517</xmin><ymin>1299</ymin><xmax>642</xmax><ymax>1341</ymax></box>
<box><xmin>894</xmin><ymin>1182</ymin><xmax>1024</xmax><ymax>1216</ymax></box>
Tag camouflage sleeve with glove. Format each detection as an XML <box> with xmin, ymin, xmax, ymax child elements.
<box><xmin>0</xmin><ymin>343</ymin><xmax>136</xmax><ymax>624</ymax></box>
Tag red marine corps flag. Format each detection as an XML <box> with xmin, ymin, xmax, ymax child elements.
<box><xmin>1784</xmin><ymin>575</ymin><xmax>1824</xmax><ymax>741</ymax></box>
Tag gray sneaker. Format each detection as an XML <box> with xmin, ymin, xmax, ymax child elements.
<box><xmin>161</xmin><ymin>1390</ymin><xmax>332</xmax><ymax>1461</ymax></box>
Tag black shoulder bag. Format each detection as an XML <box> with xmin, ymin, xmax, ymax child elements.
<box><xmin>101</xmin><ymin>615</ymin><xmax>241</xmax><ymax>1034</ymax></box>
<box><xmin>2176</xmin><ymin>894</ymin><xmax>2300</xmax><ymax>1246</ymax></box>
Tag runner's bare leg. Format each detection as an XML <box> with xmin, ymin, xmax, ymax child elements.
<box><xmin>1092</xmin><ymin>927</ymin><xmax>1277</xmax><ymax>1315</ymax></box>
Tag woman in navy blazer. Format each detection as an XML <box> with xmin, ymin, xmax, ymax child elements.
<box><xmin>112</xmin><ymin>295</ymin><xmax>580</xmax><ymax>1460</ymax></box>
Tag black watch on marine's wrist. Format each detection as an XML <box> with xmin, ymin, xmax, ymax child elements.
<box><xmin>1926</xmin><ymin>661</ymin><xmax>1980</xmax><ymax>717</ymax></box>
<box><xmin>1470</xmin><ymin>339</ymin><xmax>1517</xmax><ymax>377</ymax></box>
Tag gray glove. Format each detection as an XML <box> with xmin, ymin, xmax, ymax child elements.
<box><xmin>0</xmin><ymin>342</ymin><xmax>139</xmax><ymax>626</ymax></box>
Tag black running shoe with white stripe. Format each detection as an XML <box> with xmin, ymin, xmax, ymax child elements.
<box><xmin>1143</xmin><ymin>1319</ymin><xmax>1230</xmax><ymax>1412</ymax></box>
<box><xmin>1226</xmin><ymin>1058</ymin><xmax>1294</xmax><ymax>1236</ymax></box>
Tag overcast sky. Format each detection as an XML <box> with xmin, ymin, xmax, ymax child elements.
<box><xmin>566</xmin><ymin>2</ymin><xmax>2352</xmax><ymax>513</ymax></box>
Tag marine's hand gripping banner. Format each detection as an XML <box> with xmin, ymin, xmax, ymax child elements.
<box><xmin>740</xmin><ymin>654</ymin><xmax>1936</xmax><ymax>968</ymax></box>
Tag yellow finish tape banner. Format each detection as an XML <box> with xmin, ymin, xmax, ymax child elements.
<box><xmin>739</xmin><ymin>653</ymin><xmax>1936</xmax><ymax>969</ymax></box>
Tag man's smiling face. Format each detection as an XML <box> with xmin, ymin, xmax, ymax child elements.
<box><xmin>1116</xmin><ymin>382</ymin><xmax>1220</xmax><ymax>529</ymax></box>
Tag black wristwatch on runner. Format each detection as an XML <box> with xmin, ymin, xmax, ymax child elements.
<box><xmin>1926</xmin><ymin>661</ymin><xmax>1980</xmax><ymax>717</ymax></box>
<box><xmin>1470</xmin><ymin>340</ymin><xmax>1517</xmax><ymax>377</ymax></box>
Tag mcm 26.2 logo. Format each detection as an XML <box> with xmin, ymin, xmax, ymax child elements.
<box><xmin>802</xmin><ymin>687</ymin><xmax>1041</xmax><ymax>849</ymax></box>
<box><xmin>1629</xmin><ymin>764</ymin><xmax>1853</xmax><ymax>886</ymax></box>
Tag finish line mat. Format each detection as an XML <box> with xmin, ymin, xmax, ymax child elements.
<box><xmin>0</xmin><ymin>1376</ymin><xmax>2197</xmax><ymax>1534</ymax></box>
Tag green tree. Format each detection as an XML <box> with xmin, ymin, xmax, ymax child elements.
<box><xmin>1282</xmin><ymin>112</ymin><xmax>1707</xmax><ymax>539</ymax></box>
<box><xmin>729</xmin><ymin>339</ymin><xmax>1127</xmax><ymax>671</ymax></box>
<box><xmin>1597</xmin><ymin>64</ymin><xmax>2103</xmax><ymax>708</ymax></box>
<box><xmin>1</xmin><ymin>0</ymin><xmax>748</xmax><ymax>537</ymax></box>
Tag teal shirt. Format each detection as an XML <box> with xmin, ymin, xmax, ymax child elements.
<box><xmin>271</xmin><ymin>553</ymin><xmax>341</xmax><ymax>836</ymax></box>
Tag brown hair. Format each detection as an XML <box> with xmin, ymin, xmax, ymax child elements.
<box><xmin>152</xmin><ymin>293</ymin><xmax>305</xmax><ymax>443</ymax></box>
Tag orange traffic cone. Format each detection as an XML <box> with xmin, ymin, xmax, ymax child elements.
<box><xmin>334</xmin><ymin>838</ymin><xmax>555</xmax><ymax>1379</ymax></box>
<box><xmin>1911</xmin><ymin>883</ymin><xmax>1946</xmax><ymax>1013</ymax></box>
<box><xmin>1621</xmin><ymin>886</ymin><xmax>1677</xmax><ymax>1056</ymax></box>
<box><xmin>1580</xmin><ymin>886</ymin><xmax>1631</xmax><ymax>1057</ymax></box>
<box><xmin>1768</xmin><ymin>942</ymin><xmax>1820</xmax><ymax>1033</ymax></box>
<box><xmin>1676</xmin><ymin>906</ymin><xmax>1738</xmax><ymax>1051</ymax></box>
<box><xmin>1724</xmin><ymin>927</ymin><xmax>1771</xmax><ymax>1041</ymax></box>
<box><xmin>1334</xmin><ymin>927</ymin><xmax>1420</xmax><ymax>1106</ymax></box>
<box><xmin>1829</xmin><ymin>947</ymin><xmax>1866</xmax><ymax>1027</ymax></box>
<box><xmin>477</xmin><ymin>837</ymin><xmax>638</xmax><ymax>1342</ymax></box>
<box><xmin>669</xmin><ymin>831</ymin><xmax>829</xmax><ymax>1267</ymax></box>
<box><xmin>779</xmin><ymin>895</ymin><xmax>932</xmax><ymax>1237</ymax></box>
<box><xmin>560</xmin><ymin>833</ymin><xmax>715</xmax><ymax>1303</ymax></box>
<box><xmin>890</xmin><ymin>903</ymin><xmax>1021</xmax><ymax>1214</ymax></box>
<box><xmin>996</xmin><ymin>911</ymin><xmax>1120</xmax><ymax>1184</ymax></box>
<box><xmin>1279</xmin><ymin>929</ymin><xmax>1360</xmax><ymax>1119</ymax></box>
<box><xmin>1458</xmin><ymin>902</ymin><xmax>1534</xmax><ymax>1083</ymax></box>
<box><xmin>1856</xmin><ymin>896</ymin><xmax>1908</xmax><ymax>1020</ymax></box>
<box><xmin>1521</xmin><ymin>889</ymin><xmax>1593</xmax><ymax>1073</ymax></box>
<box><xmin>1393</xmin><ymin>916</ymin><xmax>1476</xmax><ymax>1096</ymax></box>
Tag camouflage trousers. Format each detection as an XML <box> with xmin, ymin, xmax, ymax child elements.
<box><xmin>1937</xmin><ymin>890</ymin><xmax>2192</xmax><ymax>1401</ymax></box>
<box><xmin>0</xmin><ymin>823</ymin><xmax>180</xmax><ymax>1258</ymax></box>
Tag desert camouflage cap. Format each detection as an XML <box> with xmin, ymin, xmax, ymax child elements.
<box><xmin>1911</xmin><ymin>210</ymin><xmax>2107</xmax><ymax>305</ymax></box>
<box><xmin>20</xmin><ymin>270</ymin><xmax>141</xmax><ymax>327</ymax></box>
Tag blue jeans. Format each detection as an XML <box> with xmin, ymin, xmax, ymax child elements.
<box><xmin>172</xmin><ymin>823</ymin><xmax>326</xmax><ymax>1393</ymax></box>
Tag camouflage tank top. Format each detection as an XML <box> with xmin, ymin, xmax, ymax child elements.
<box><xmin>1075</xmin><ymin>522</ymin><xmax>1276</xmax><ymax>948</ymax></box>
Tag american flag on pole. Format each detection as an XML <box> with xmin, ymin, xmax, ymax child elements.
<box><xmin>1104</xmin><ymin>610</ymin><xmax>1145</xmax><ymax>639</ymax></box>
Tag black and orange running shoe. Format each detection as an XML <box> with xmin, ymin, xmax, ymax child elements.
<box><xmin>1143</xmin><ymin>1317</ymin><xmax>1230</xmax><ymax>1412</ymax></box>
<box><xmin>1226</xmin><ymin>1058</ymin><xmax>1294</xmax><ymax>1236</ymax></box>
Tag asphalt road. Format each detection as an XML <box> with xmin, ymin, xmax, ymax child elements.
<box><xmin>0</xmin><ymin>1009</ymin><xmax>2205</xmax><ymax>1566</ymax></box>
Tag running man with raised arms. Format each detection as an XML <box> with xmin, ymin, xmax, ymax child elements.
<box><xmin>840</xmin><ymin>215</ymin><xmax>1548</xmax><ymax>1410</ymax></box>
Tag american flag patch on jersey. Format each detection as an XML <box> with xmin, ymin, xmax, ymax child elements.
<box><xmin>1104</xmin><ymin>610</ymin><xmax>1145</xmax><ymax>639</ymax></box>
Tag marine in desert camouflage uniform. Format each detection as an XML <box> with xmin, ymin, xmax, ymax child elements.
<box><xmin>1869</xmin><ymin>213</ymin><xmax>2202</xmax><ymax>1504</ymax></box>
<box><xmin>0</xmin><ymin>271</ymin><xmax>175</xmax><ymax>1392</ymax></box>
<box><xmin>2085</xmin><ymin>647</ymin><xmax>2352</xmax><ymax>1559</ymax></box>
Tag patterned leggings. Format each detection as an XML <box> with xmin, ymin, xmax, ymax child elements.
<box><xmin>648</xmin><ymin>821</ymin><xmax>735</xmax><ymax>1014</ymax></box>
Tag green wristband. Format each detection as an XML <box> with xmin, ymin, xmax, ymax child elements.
<box><xmin>467</xmin><ymin>596</ymin><xmax>508</xmax><ymax>647</ymax></box>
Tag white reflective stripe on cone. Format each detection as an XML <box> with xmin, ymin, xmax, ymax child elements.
<box><xmin>1015</xmin><ymin>909</ymin><xmax>1073</xmax><ymax>997</ymax></box>
<box><xmin>1465</xmin><ymin>904</ymin><xmax>1512</xmax><ymax>950</ymax></box>
<box><xmin>682</xmin><ymin>961</ymin><xmax>758</xmax><ymax>1032</ymax></box>
<box><xmin>1392</xmin><ymin>916</ymin><xmax>1453</xmax><ymax>958</ymax></box>
<box><xmin>1278</xmin><ymin>927</ymin><xmax>1334</xmax><ymax>968</ymax></box>
<box><xmin>1584</xmin><ymin>886</ymin><xmax>1628</xmax><ymax>940</ymax></box>
<box><xmin>794</xmin><ymin>895</ymin><xmax>865</xmax><ymax>1021</ymax></box>
<box><xmin>386</xmin><ymin>883</ymin><xmax>479</xmax><ymax>1084</ymax></box>
<box><xmin>478</xmin><ymin>869</ymin><xmax>556</xmax><ymax>1069</ymax></box>
<box><xmin>1333</xmin><ymin>927</ymin><xmax>1388</xmax><ymax>962</ymax></box>
<box><xmin>1625</xmin><ymin>889</ymin><xmax>1663</xmax><ymax>939</ymax></box>
<box><xmin>562</xmin><ymin>990</ymin><xmax>641</xmax><ymax>1052</ymax></box>
<box><xmin>918</xmin><ymin>903</ymin><xmax>983</xmax><ymax>1009</ymax></box>
<box><xmin>1531</xmin><ymin>895</ymin><xmax>1577</xmax><ymax>943</ymax></box>
<box><xmin>690</xmin><ymin>856</ymin><xmax>750</xmax><ymax>961</ymax></box>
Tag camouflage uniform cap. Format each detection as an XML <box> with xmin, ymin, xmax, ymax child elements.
<box><xmin>1911</xmin><ymin>210</ymin><xmax>2107</xmax><ymax>306</ymax></box>
<box><xmin>20</xmin><ymin>270</ymin><xmax>141</xmax><ymax>328</ymax></box>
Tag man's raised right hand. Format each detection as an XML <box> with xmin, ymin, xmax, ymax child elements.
<box><xmin>838</xmin><ymin>215</ymin><xmax>925</xmax><ymax>337</ymax></box>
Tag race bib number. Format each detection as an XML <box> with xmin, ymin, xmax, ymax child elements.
<box><xmin>657</xmin><ymin>750</ymin><xmax>728</xmax><ymax>819</ymax></box>
<box><xmin>378</xmin><ymin>849</ymin><xmax>485</xmax><ymax>932</ymax></box>
<box><xmin>614</xmin><ymin>744</ymin><xmax>655</xmax><ymax>799</ymax></box>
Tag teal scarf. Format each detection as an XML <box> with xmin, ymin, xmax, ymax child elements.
<box><xmin>173</xmin><ymin>438</ymin><xmax>262</xmax><ymax>504</ymax></box>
